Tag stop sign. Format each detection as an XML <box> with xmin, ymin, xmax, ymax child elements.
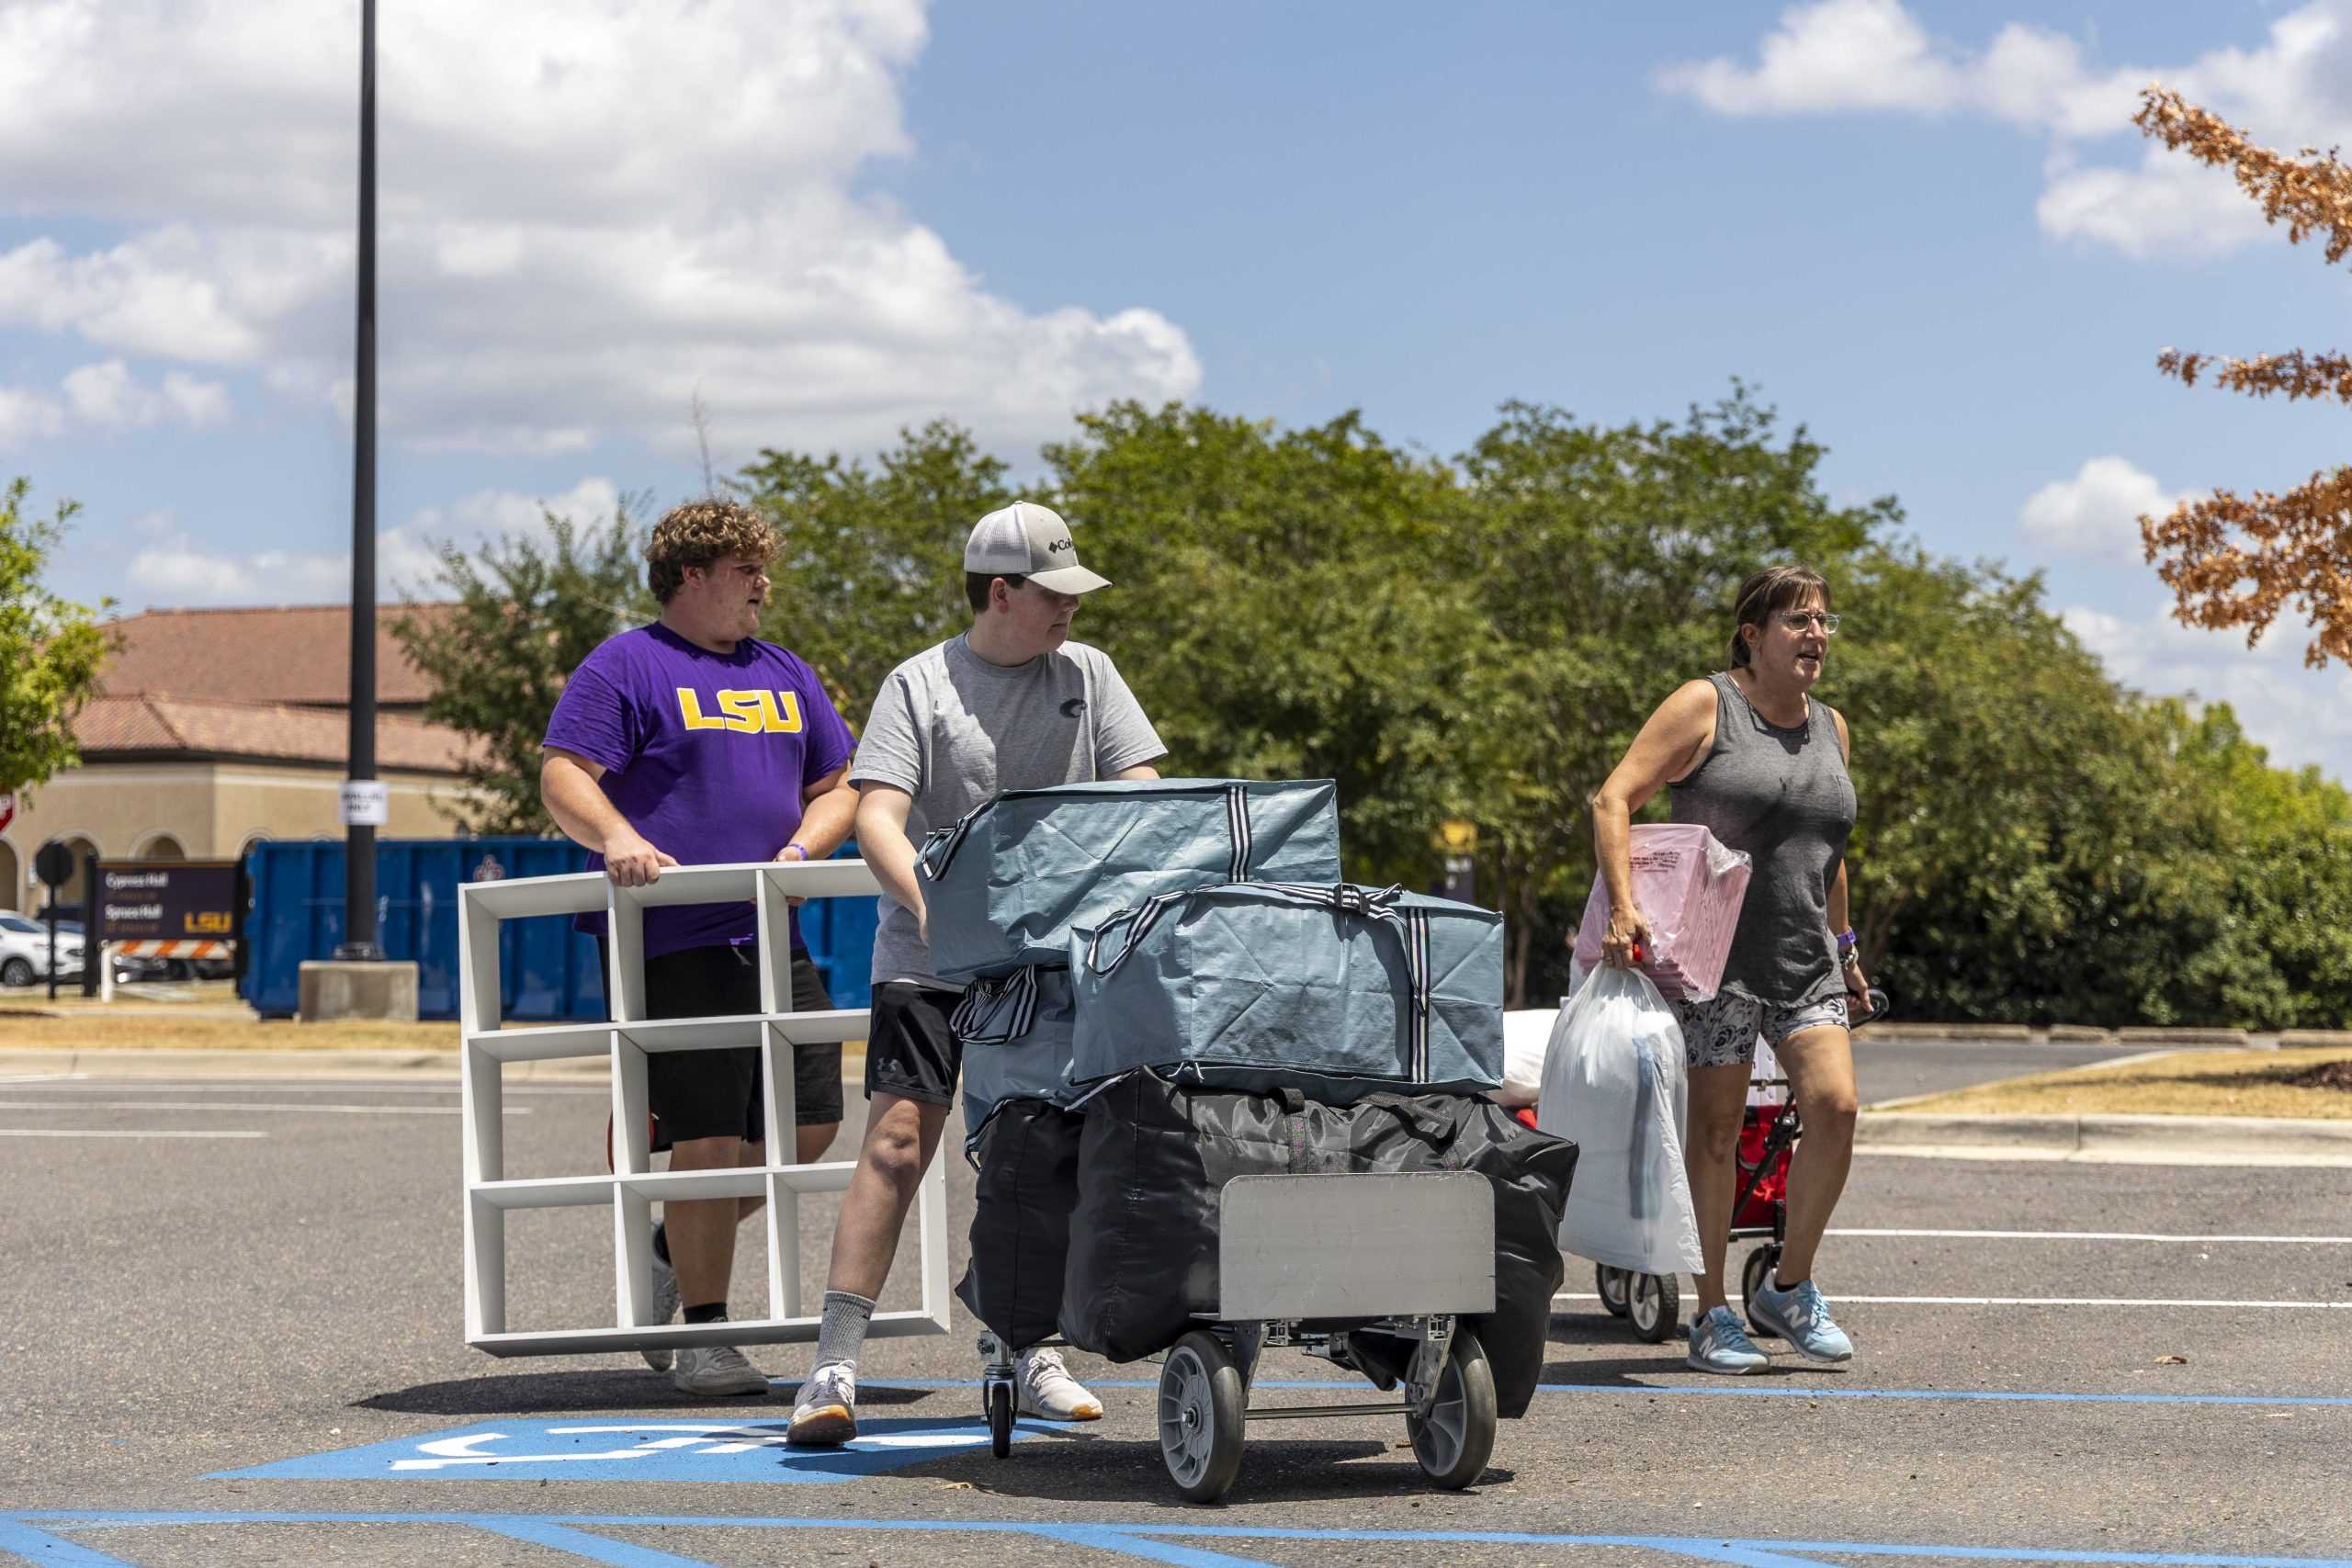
<box><xmin>0</xmin><ymin>794</ymin><xmax>13</xmax><ymax>835</ymax></box>
<box><xmin>33</xmin><ymin>840</ymin><xmax>74</xmax><ymax>889</ymax></box>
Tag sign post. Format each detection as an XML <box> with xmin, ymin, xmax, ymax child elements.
<box><xmin>1436</xmin><ymin>818</ymin><xmax>1479</xmax><ymax>906</ymax></box>
<box><xmin>32</xmin><ymin>840</ymin><xmax>73</xmax><ymax>1001</ymax></box>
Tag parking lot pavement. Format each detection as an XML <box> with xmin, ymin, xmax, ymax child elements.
<box><xmin>3</xmin><ymin>1065</ymin><xmax>2349</xmax><ymax>1567</ymax></box>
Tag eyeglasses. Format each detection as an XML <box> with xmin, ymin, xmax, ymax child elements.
<box><xmin>1775</xmin><ymin>611</ymin><xmax>1840</xmax><ymax>635</ymax></box>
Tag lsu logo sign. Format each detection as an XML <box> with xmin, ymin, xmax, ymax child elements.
<box><xmin>677</xmin><ymin>688</ymin><xmax>805</xmax><ymax>734</ymax></box>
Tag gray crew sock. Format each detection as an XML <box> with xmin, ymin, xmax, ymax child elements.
<box><xmin>814</xmin><ymin>1290</ymin><xmax>876</xmax><ymax>1371</ymax></box>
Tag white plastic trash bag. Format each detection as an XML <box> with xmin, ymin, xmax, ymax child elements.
<box><xmin>1536</xmin><ymin>965</ymin><xmax>1704</xmax><ymax>1276</ymax></box>
<box><xmin>1497</xmin><ymin>1008</ymin><xmax>1558</xmax><ymax>1108</ymax></box>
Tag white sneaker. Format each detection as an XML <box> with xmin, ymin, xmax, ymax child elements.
<box><xmin>1014</xmin><ymin>1346</ymin><xmax>1103</xmax><ymax>1421</ymax></box>
<box><xmin>672</xmin><ymin>1343</ymin><xmax>767</xmax><ymax>1398</ymax></box>
<box><xmin>786</xmin><ymin>1360</ymin><xmax>858</xmax><ymax>1446</ymax></box>
<box><xmin>640</xmin><ymin>1241</ymin><xmax>681</xmax><ymax>1372</ymax></box>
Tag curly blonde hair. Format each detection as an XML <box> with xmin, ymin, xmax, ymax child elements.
<box><xmin>646</xmin><ymin>500</ymin><xmax>776</xmax><ymax>604</ymax></box>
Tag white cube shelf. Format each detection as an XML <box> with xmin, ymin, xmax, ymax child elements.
<box><xmin>458</xmin><ymin>859</ymin><xmax>950</xmax><ymax>1358</ymax></box>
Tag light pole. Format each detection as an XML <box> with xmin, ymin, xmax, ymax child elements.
<box><xmin>336</xmin><ymin>0</ymin><xmax>384</xmax><ymax>961</ymax></box>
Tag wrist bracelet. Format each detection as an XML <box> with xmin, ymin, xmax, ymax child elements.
<box><xmin>1835</xmin><ymin>928</ymin><xmax>1857</xmax><ymax>952</ymax></box>
<box><xmin>786</xmin><ymin>841</ymin><xmax>809</xmax><ymax>860</ymax></box>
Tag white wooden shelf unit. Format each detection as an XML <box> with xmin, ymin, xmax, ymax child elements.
<box><xmin>458</xmin><ymin>859</ymin><xmax>949</xmax><ymax>1357</ymax></box>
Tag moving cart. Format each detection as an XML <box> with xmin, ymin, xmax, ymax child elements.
<box><xmin>981</xmin><ymin>1170</ymin><xmax>1500</xmax><ymax>1504</ymax></box>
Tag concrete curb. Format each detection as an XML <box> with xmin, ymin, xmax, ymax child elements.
<box><xmin>1859</xmin><ymin>1110</ymin><xmax>2352</xmax><ymax>1167</ymax></box>
<box><xmin>0</xmin><ymin>1047</ymin><xmax>600</xmax><ymax>1079</ymax></box>
<box><xmin>2116</xmin><ymin>1026</ymin><xmax>2252</xmax><ymax>1049</ymax></box>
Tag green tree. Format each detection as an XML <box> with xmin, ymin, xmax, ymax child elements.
<box><xmin>0</xmin><ymin>479</ymin><xmax>108</xmax><ymax>797</ymax></box>
<box><xmin>1453</xmin><ymin>390</ymin><xmax>1887</xmax><ymax>1001</ymax></box>
<box><xmin>392</xmin><ymin>502</ymin><xmax>652</xmax><ymax>834</ymax></box>
<box><xmin>1824</xmin><ymin>553</ymin><xmax>2207</xmax><ymax>1023</ymax></box>
<box><xmin>743</xmin><ymin>419</ymin><xmax>1013</xmax><ymax>720</ymax></box>
<box><xmin>1044</xmin><ymin>402</ymin><xmax>1483</xmax><ymax>883</ymax></box>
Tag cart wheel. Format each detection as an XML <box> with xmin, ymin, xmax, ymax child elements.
<box><xmin>1627</xmin><ymin>1272</ymin><xmax>1679</xmax><ymax>1344</ymax></box>
<box><xmin>1408</xmin><ymin>1327</ymin><xmax>1498</xmax><ymax>1490</ymax></box>
<box><xmin>1595</xmin><ymin>1264</ymin><xmax>1631</xmax><ymax>1318</ymax></box>
<box><xmin>1158</xmin><ymin>1330</ymin><xmax>1246</xmax><ymax>1504</ymax></box>
<box><xmin>987</xmin><ymin>1379</ymin><xmax>1013</xmax><ymax>1459</ymax></box>
<box><xmin>1742</xmin><ymin>1246</ymin><xmax>1781</xmax><ymax>1337</ymax></box>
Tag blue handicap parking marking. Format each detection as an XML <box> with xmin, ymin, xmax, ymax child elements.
<box><xmin>12</xmin><ymin>1516</ymin><xmax>2352</xmax><ymax>1568</ymax></box>
<box><xmin>210</xmin><ymin>1413</ymin><xmax>1060</xmax><ymax>1484</ymax></box>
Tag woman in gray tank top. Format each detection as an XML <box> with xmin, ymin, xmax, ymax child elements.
<box><xmin>1588</xmin><ymin>566</ymin><xmax>1867</xmax><ymax>1374</ymax></box>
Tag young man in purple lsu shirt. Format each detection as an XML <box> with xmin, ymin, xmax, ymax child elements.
<box><xmin>541</xmin><ymin>500</ymin><xmax>859</xmax><ymax>1398</ymax></box>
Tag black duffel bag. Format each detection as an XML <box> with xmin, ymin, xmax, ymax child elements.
<box><xmin>1059</xmin><ymin>1074</ymin><xmax>1576</xmax><ymax>1416</ymax></box>
<box><xmin>955</xmin><ymin>1099</ymin><xmax>1086</xmax><ymax>1350</ymax></box>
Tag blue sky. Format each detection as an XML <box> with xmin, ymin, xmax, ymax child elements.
<box><xmin>5</xmin><ymin>0</ymin><xmax>2349</xmax><ymax>778</ymax></box>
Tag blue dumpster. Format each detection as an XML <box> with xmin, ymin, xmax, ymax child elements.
<box><xmin>241</xmin><ymin>838</ymin><xmax>876</xmax><ymax>1021</ymax></box>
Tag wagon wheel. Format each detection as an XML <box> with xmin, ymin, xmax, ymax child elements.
<box><xmin>1742</xmin><ymin>1245</ymin><xmax>1781</xmax><ymax>1337</ymax></box>
<box><xmin>1158</xmin><ymin>1330</ymin><xmax>1246</xmax><ymax>1504</ymax></box>
<box><xmin>1627</xmin><ymin>1272</ymin><xmax>1679</xmax><ymax>1344</ymax></box>
<box><xmin>1408</xmin><ymin>1327</ymin><xmax>1498</xmax><ymax>1490</ymax></box>
<box><xmin>987</xmin><ymin>1378</ymin><xmax>1014</xmax><ymax>1459</ymax></box>
<box><xmin>1594</xmin><ymin>1263</ymin><xmax>1632</xmax><ymax>1318</ymax></box>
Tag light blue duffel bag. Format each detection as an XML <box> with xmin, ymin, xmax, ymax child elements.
<box><xmin>916</xmin><ymin>778</ymin><xmax>1341</xmax><ymax>983</ymax></box>
<box><xmin>952</xmin><ymin>964</ymin><xmax>1080</xmax><ymax>1149</ymax></box>
<box><xmin>1068</xmin><ymin>882</ymin><xmax>1506</xmax><ymax>1102</ymax></box>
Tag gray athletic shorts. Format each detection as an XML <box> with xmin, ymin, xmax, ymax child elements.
<box><xmin>1668</xmin><ymin>989</ymin><xmax>1849</xmax><ymax>1069</ymax></box>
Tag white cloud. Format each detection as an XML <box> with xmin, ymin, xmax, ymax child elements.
<box><xmin>1659</xmin><ymin>0</ymin><xmax>2352</xmax><ymax>259</ymax></box>
<box><xmin>60</xmin><ymin>359</ymin><xmax>231</xmax><ymax>429</ymax></box>
<box><xmin>2064</xmin><ymin>602</ymin><xmax>2352</xmax><ymax>782</ymax></box>
<box><xmin>126</xmin><ymin>477</ymin><xmax>623</xmax><ymax>607</ymax></box>
<box><xmin>0</xmin><ymin>384</ymin><xmax>64</xmax><ymax>447</ymax></box>
<box><xmin>1654</xmin><ymin>0</ymin><xmax>2137</xmax><ymax>131</ymax></box>
<box><xmin>2034</xmin><ymin>149</ymin><xmax>2271</xmax><ymax>258</ymax></box>
<box><xmin>2018</xmin><ymin>457</ymin><xmax>2181</xmax><ymax>558</ymax></box>
<box><xmin>0</xmin><ymin>1</ymin><xmax>1202</xmax><ymax>457</ymax></box>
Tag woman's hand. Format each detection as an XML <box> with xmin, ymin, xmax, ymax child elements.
<box><xmin>1600</xmin><ymin>903</ymin><xmax>1652</xmax><ymax>969</ymax></box>
<box><xmin>1842</xmin><ymin>950</ymin><xmax>1870</xmax><ymax>1008</ymax></box>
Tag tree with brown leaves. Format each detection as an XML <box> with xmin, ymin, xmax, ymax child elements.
<box><xmin>2135</xmin><ymin>86</ymin><xmax>2352</xmax><ymax>668</ymax></box>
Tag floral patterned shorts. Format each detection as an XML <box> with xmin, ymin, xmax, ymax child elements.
<box><xmin>1667</xmin><ymin>989</ymin><xmax>1849</xmax><ymax>1070</ymax></box>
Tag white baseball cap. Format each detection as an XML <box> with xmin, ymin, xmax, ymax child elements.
<box><xmin>963</xmin><ymin>501</ymin><xmax>1111</xmax><ymax>595</ymax></box>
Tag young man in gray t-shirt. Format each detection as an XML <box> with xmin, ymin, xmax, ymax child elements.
<box><xmin>787</xmin><ymin>501</ymin><xmax>1164</xmax><ymax>1447</ymax></box>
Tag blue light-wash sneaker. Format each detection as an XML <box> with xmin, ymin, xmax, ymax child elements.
<box><xmin>1748</xmin><ymin>1277</ymin><xmax>1854</xmax><ymax>1363</ymax></box>
<box><xmin>1687</xmin><ymin>1305</ymin><xmax>1770</xmax><ymax>1374</ymax></box>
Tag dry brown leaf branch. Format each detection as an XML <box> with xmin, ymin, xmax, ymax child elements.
<box><xmin>2132</xmin><ymin>85</ymin><xmax>2352</xmax><ymax>669</ymax></box>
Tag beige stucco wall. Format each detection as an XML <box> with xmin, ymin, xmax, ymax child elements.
<box><xmin>0</xmin><ymin>761</ymin><xmax>470</xmax><ymax>913</ymax></box>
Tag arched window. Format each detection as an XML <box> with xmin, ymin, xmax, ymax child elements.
<box><xmin>0</xmin><ymin>839</ymin><xmax>18</xmax><ymax>915</ymax></box>
<box><xmin>132</xmin><ymin>832</ymin><xmax>187</xmax><ymax>862</ymax></box>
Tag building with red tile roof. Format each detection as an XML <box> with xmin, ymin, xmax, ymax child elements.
<box><xmin>2</xmin><ymin>604</ymin><xmax>484</xmax><ymax>916</ymax></box>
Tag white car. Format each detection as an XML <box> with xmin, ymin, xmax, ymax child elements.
<box><xmin>0</xmin><ymin>911</ymin><xmax>85</xmax><ymax>987</ymax></box>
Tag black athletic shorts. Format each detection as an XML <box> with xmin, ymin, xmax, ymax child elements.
<box><xmin>598</xmin><ymin>938</ymin><xmax>844</xmax><ymax>1142</ymax></box>
<box><xmin>864</xmin><ymin>981</ymin><xmax>963</xmax><ymax>1108</ymax></box>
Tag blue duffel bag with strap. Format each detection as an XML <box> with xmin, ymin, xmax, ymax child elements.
<box><xmin>952</xmin><ymin>964</ymin><xmax>1081</xmax><ymax>1150</ymax></box>
<box><xmin>1068</xmin><ymin>881</ymin><xmax>1506</xmax><ymax>1103</ymax></box>
<box><xmin>916</xmin><ymin>777</ymin><xmax>1341</xmax><ymax>983</ymax></box>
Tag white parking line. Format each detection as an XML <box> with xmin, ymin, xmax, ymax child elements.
<box><xmin>1553</xmin><ymin>1291</ymin><xmax>2352</xmax><ymax>1309</ymax></box>
<box><xmin>0</xmin><ymin>1077</ymin><xmax>605</xmax><ymax>1097</ymax></box>
<box><xmin>0</xmin><ymin>1128</ymin><xmax>266</xmax><ymax>1139</ymax></box>
<box><xmin>1829</xmin><ymin>1227</ymin><xmax>2352</xmax><ymax>1245</ymax></box>
<box><xmin>0</xmin><ymin>1099</ymin><xmax>526</xmax><ymax>1115</ymax></box>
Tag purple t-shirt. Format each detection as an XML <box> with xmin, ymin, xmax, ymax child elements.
<box><xmin>544</xmin><ymin>623</ymin><xmax>855</xmax><ymax>959</ymax></box>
